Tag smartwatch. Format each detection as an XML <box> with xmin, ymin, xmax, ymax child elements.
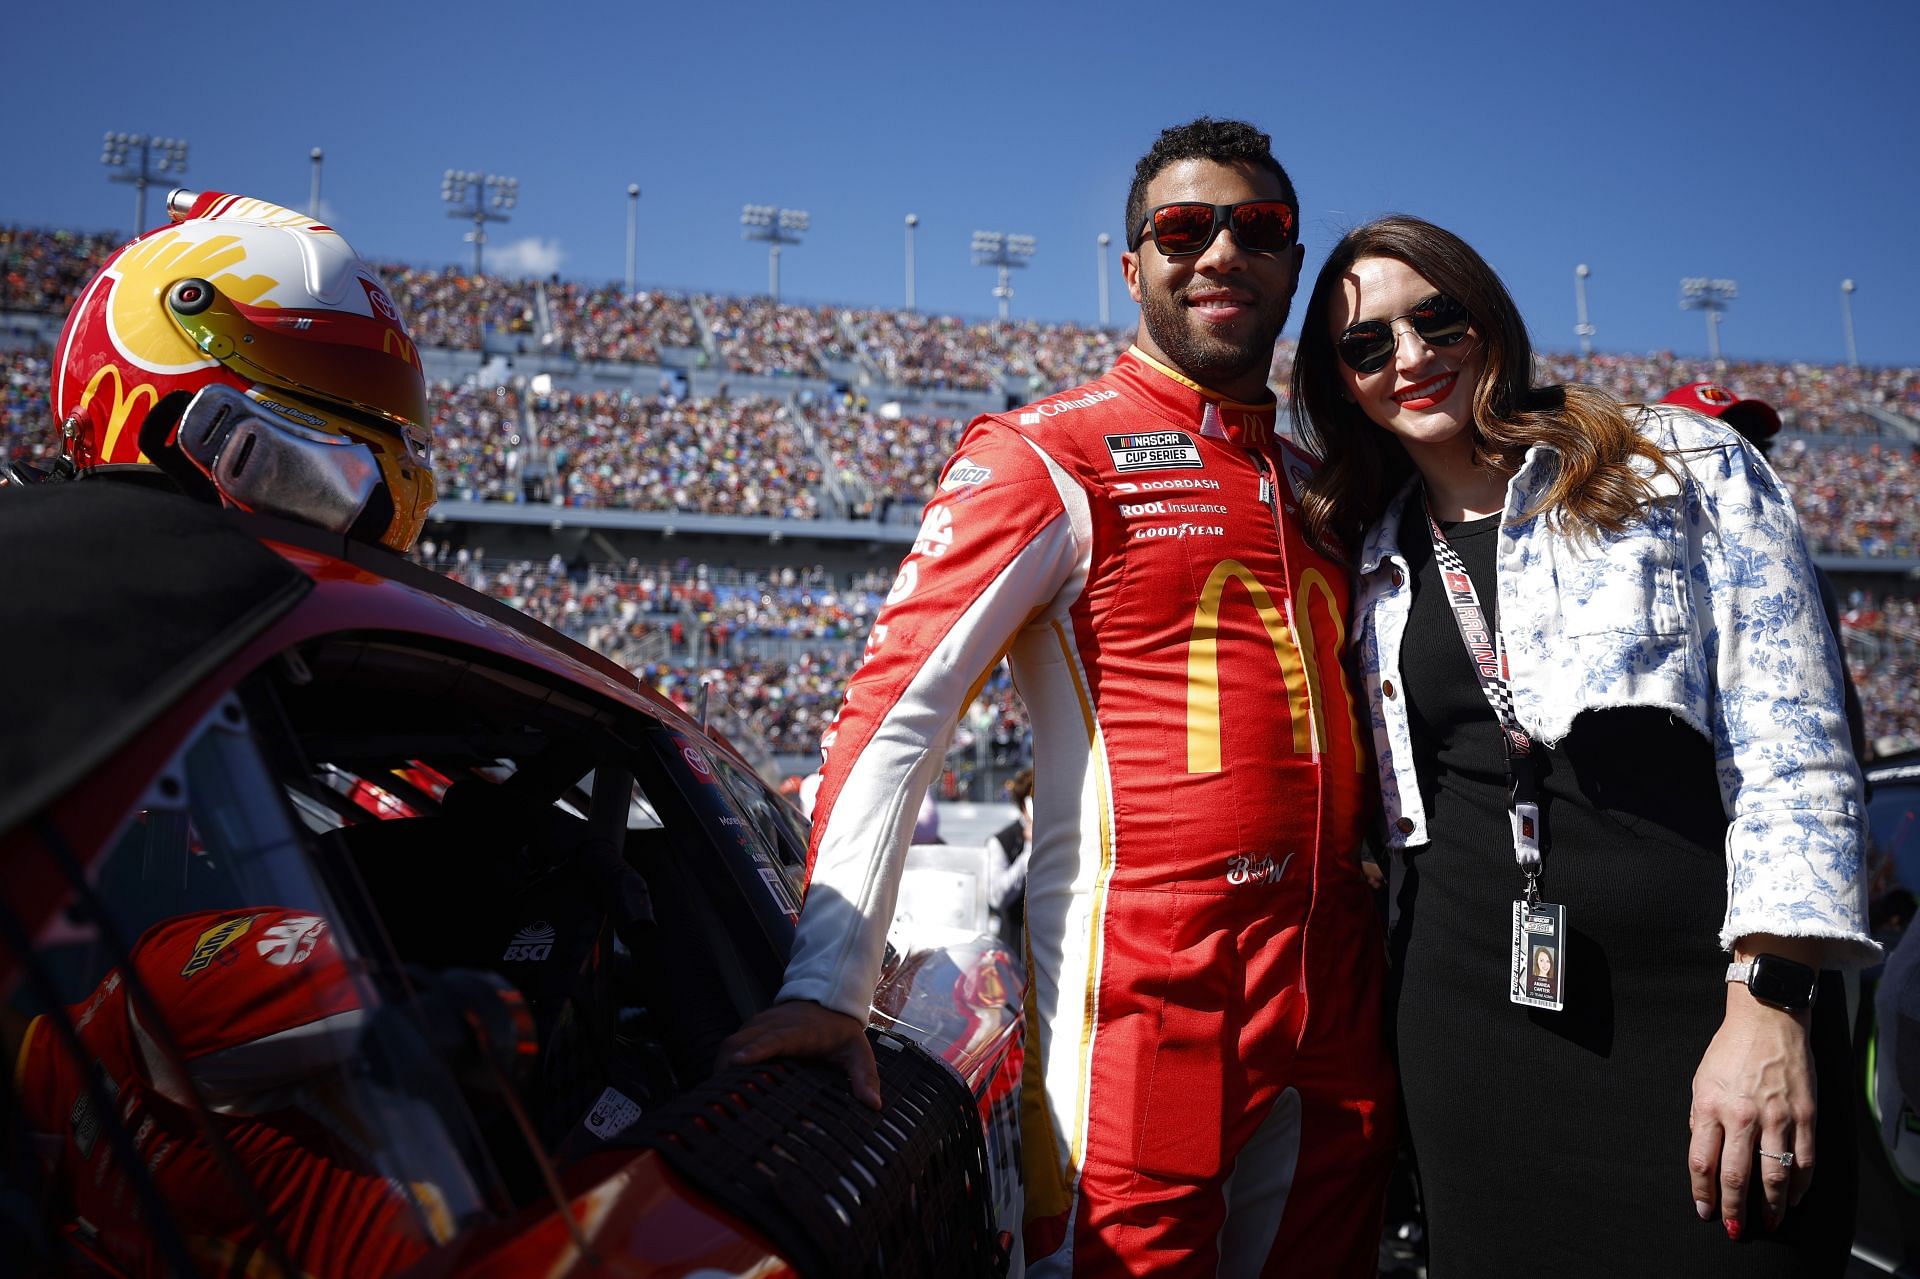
<box><xmin>1726</xmin><ymin>954</ymin><xmax>1817</xmax><ymax>1012</ymax></box>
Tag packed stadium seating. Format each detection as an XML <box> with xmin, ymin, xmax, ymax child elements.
<box><xmin>9</xmin><ymin>223</ymin><xmax>1920</xmax><ymax>766</ymax></box>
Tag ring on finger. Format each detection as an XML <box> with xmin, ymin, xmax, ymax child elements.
<box><xmin>1757</xmin><ymin>1148</ymin><xmax>1795</xmax><ymax>1168</ymax></box>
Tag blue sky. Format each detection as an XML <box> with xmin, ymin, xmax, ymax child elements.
<box><xmin>3</xmin><ymin>0</ymin><xmax>1913</xmax><ymax>366</ymax></box>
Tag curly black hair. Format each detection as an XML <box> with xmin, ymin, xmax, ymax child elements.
<box><xmin>1124</xmin><ymin>118</ymin><xmax>1298</xmax><ymax>250</ymax></box>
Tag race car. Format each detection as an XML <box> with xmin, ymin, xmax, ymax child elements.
<box><xmin>0</xmin><ymin>480</ymin><xmax>1024</xmax><ymax>1278</ymax></box>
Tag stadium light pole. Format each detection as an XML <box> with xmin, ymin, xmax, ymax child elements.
<box><xmin>1097</xmin><ymin>233</ymin><xmax>1112</xmax><ymax>328</ymax></box>
<box><xmin>101</xmin><ymin>132</ymin><xmax>189</xmax><ymax>233</ymax></box>
<box><xmin>972</xmin><ymin>231</ymin><xmax>1035</xmax><ymax>322</ymax></box>
<box><xmin>1841</xmin><ymin>279</ymin><xmax>1858</xmax><ymax>369</ymax></box>
<box><xmin>1679</xmin><ymin>277</ymin><xmax>1737</xmax><ymax>367</ymax></box>
<box><xmin>1573</xmin><ymin>263</ymin><xmax>1594</xmax><ymax>358</ymax></box>
<box><xmin>741</xmin><ymin>205</ymin><xmax>808</xmax><ymax>304</ymax></box>
<box><xmin>905</xmin><ymin>214</ymin><xmax>918</xmax><ymax>313</ymax></box>
<box><xmin>309</xmin><ymin>147</ymin><xmax>324</xmax><ymax>219</ymax></box>
<box><xmin>626</xmin><ymin>184</ymin><xmax>641</xmax><ymax>294</ymax></box>
<box><xmin>442</xmin><ymin>170</ymin><xmax>517</xmax><ymax>275</ymax></box>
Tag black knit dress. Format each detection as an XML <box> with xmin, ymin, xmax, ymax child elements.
<box><xmin>1389</xmin><ymin>509</ymin><xmax>1856</xmax><ymax>1277</ymax></box>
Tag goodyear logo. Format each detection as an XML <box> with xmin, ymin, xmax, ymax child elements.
<box><xmin>1104</xmin><ymin>430</ymin><xmax>1204</xmax><ymax>473</ymax></box>
<box><xmin>180</xmin><ymin>914</ymin><xmax>258</xmax><ymax>977</ymax></box>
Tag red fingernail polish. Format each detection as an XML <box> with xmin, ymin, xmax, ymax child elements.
<box><xmin>1724</xmin><ymin>1218</ymin><xmax>1741</xmax><ymax>1242</ymax></box>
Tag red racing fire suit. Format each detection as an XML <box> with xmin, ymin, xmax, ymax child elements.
<box><xmin>784</xmin><ymin>349</ymin><xmax>1395</xmax><ymax>1276</ymax></box>
<box><xmin>15</xmin><ymin>908</ymin><xmax>445</xmax><ymax>1277</ymax></box>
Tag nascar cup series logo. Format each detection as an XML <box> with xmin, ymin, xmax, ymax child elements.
<box><xmin>1105</xmin><ymin>430</ymin><xmax>1204</xmax><ymax>473</ymax></box>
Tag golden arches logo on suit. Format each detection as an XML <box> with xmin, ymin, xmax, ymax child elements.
<box><xmin>1185</xmin><ymin>560</ymin><xmax>1363</xmax><ymax>773</ymax></box>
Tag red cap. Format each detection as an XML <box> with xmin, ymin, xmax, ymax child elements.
<box><xmin>1660</xmin><ymin>381</ymin><xmax>1781</xmax><ymax>444</ymax></box>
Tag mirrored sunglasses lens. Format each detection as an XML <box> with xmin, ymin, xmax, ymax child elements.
<box><xmin>1152</xmin><ymin>204</ymin><xmax>1217</xmax><ymax>253</ymax></box>
<box><xmin>1338</xmin><ymin>326</ymin><xmax>1393</xmax><ymax>373</ymax></box>
<box><xmin>1413</xmin><ymin>295</ymin><xmax>1470</xmax><ymax>345</ymax></box>
<box><xmin>1230</xmin><ymin>202</ymin><xmax>1295</xmax><ymax>251</ymax></box>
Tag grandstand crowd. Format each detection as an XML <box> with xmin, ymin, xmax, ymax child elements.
<box><xmin>8</xmin><ymin>225</ymin><xmax>1920</xmax><ymax>761</ymax></box>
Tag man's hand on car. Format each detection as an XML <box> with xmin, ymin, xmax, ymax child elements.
<box><xmin>719</xmin><ymin>999</ymin><xmax>882</xmax><ymax>1110</ymax></box>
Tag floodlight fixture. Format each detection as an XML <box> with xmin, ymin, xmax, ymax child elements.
<box><xmin>1679</xmin><ymin>277</ymin><xmax>1738</xmax><ymax>366</ymax></box>
<box><xmin>443</xmin><ymin>168</ymin><xmax>518</xmax><ymax>275</ymax></box>
<box><xmin>626</xmin><ymin>184</ymin><xmax>642</xmax><ymax>293</ymax></box>
<box><xmin>101</xmin><ymin>131</ymin><xmax>190</xmax><ymax>233</ymax></box>
<box><xmin>1573</xmin><ymin>263</ymin><xmax>1595</xmax><ymax>357</ymax></box>
<box><xmin>973</xmin><ymin>229</ymin><xmax>1036</xmax><ymax>321</ymax></box>
<box><xmin>1840</xmin><ymin>279</ymin><xmax>1858</xmax><ymax>369</ymax></box>
<box><xmin>741</xmin><ymin>204</ymin><xmax>809</xmax><ymax>302</ymax></box>
<box><xmin>905</xmin><ymin>214</ymin><xmax>919</xmax><ymax>313</ymax></box>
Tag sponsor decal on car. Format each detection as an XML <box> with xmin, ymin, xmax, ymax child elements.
<box><xmin>502</xmin><ymin>921</ymin><xmax>557</xmax><ymax>963</ymax></box>
<box><xmin>255</xmin><ymin>915</ymin><xmax>326</xmax><ymax>967</ymax></box>
<box><xmin>180</xmin><ymin>915</ymin><xmax>257</xmax><ymax>978</ymax></box>
<box><xmin>584</xmin><ymin>1086</ymin><xmax>644</xmax><ymax>1139</ymax></box>
<box><xmin>681</xmin><ymin>745</ymin><xmax>713</xmax><ymax>779</ymax></box>
<box><xmin>1104</xmin><ymin>430</ymin><xmax>1204</xmax><ymax>472</ymax></box>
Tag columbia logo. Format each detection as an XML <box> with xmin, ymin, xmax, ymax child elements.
<box><xmin>502</xmin><ymin>921</ymin><xmax>557</xmax><ymax>962</ymax></box>
<box><xmin>1019</xmin><ymin>413</ymin><xmax>1041</xmax><ymax>425</ymax></box>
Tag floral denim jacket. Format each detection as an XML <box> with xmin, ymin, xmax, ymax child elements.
<box><xmin>1354</xmin><ymin>406</ymin><xmax>1876</xmax><ymax>966</ymax></box>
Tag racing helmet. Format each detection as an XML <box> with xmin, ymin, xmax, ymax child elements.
<box><xmin>52</xmin><ymin>190</ymin><xmax>435</xmax><ymax>552</ymax></box>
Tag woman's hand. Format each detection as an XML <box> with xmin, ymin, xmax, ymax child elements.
<box><xmin>1687</xmin><ymin>936</ymin><xmax>1820</xmax><ymax>1239</ymax></box>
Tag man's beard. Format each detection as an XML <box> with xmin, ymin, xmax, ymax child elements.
<box><xmin>1138</xmin><ymin>284</ymin><xmax>1288</xmax><ymax>390</ymax></box>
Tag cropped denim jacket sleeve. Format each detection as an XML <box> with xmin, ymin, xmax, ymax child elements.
<box><xmin>1353</xmin><ymin>406</ymin><xmax>1876</xmax><ymax>967</ymax></box>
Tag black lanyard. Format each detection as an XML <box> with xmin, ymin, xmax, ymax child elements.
<box><xmin>1421</xmin><ymin>494</ymin><xmax>1544</xmax><ymax>901</ymax></box>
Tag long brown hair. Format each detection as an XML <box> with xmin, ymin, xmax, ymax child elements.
<box><xmin>1289</xmin><ymin>215</ymin><xmax>1669</xmax><ymax>557</ymax></box>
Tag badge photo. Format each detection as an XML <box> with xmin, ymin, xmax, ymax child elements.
<box><xmin>1509</xmin><ymin>899</ymin><xmax>1566</xmax><ymax>1012</ymax></box>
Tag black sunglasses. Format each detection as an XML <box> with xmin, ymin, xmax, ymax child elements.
<box><xmin>1131</xmin><ymin>200</ymin><xmax>1298</xmax><ymax>257</ymax></box>
<box><xmin>1335</xmin><ymin>293</ymin><xmax>1472</xmax><ymax>374</ymax></box>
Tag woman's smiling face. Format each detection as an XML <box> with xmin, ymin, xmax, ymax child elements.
<box><xmin>1329</xmin><ymin>255</ymin><xmax>1484</xmax><ymax>467</ymax></box>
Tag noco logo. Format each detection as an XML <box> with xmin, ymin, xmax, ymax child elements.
<box><xmin>941</xmin><ymin>458</ymin><xmax>992</xmax><ymax>490</ymax></box>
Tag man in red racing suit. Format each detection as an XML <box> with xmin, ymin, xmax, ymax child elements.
<box><xmin>14</xmin><ymin>907</ymin><xmax>450</xmax><ymax>1276</ymax></box>
<box><xmin>726</xmin><ymin>120</ymin><xmax>1394</xmax><ymax>1276</ymax></box>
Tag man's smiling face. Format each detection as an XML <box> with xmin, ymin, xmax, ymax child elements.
<box><xmin>1122</xmin><ymin>157</ymin><xmax>1303</xmax><ymax>401</ymax></box>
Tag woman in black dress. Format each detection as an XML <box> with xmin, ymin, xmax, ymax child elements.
<box><xmin>1288</xmin><ymin>215</ymin><xmax>1876</xmax><ymax>1275</ymax></box>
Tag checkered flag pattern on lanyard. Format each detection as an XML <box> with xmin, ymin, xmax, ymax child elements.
<box><xmin>1421</xmin><ymin>495</ymin><xmax>1545</xmax><ymax>878</ymax></box>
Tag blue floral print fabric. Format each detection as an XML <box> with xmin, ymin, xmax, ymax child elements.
<box><xmin>1354</xmin><ymin>406</ymin><xmax>1876</xmax><ymax>965</ymax></box>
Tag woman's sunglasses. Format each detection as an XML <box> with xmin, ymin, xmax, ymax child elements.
<box><xmin>1335</xmin><ymin>293</ymin><xmax>1473</xmax><ymax>374</ymax></box>
<box><xmin>1130</xmin><ymin>200</ymin><xmax>1298</xmax><ymax>258</ymax></box>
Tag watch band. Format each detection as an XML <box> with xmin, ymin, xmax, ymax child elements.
<box><xmin>1726</xmin><ymin>954</ymin><xmax>1817</xmax><ymax>1011</ymax></box>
